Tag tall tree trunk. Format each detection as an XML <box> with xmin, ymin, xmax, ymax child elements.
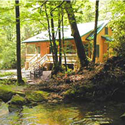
<box><xmin>62</xmin><ymin>9</ymin><xmax>67</xmax><ymax>71</ymax></box>
<box><xmin>93</xmin><ymin>0</ymin><xmax>99</xmax><ymax>63</ymax></box>
<box><xmin>64</xmin><ymin>0</ymin><xmax>88</xmax><ymax>69</ymax></box>
<box><xmin>50</xmin><ymin>12</ymin><xmax>59</xmax><ymax>74</ymax></box>
<box><xmin>15</xmin><ymin>0</ymin><xmax>23</xmax><ymax>84</ymax></box>
<box><xmin>44</xmin><ymin>3</ymin><xmax>54</xmax><ymax>60</ymax></box>
<box><xmin>58</xmin><ymin>8</ymin><xmax>62</xmax><ymax>66</ymax></box>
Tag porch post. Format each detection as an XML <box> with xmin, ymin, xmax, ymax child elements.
<box><xmin>25</xmin><ymin>43</ymin><xmax>29</xmax><ymax>70</ymax></box>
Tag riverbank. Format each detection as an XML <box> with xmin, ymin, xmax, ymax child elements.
<box><xmin>0</xmin><ymin>56</ymin><xmax>125</xmax><ymax>104</ymax></box>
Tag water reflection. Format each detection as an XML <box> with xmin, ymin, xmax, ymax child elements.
<box><xmin>21</xmin><ymin>104</ymin><xmax>79</xmax><ymax>125</ymax></box>
<box><xmin>0</xmin><ymin>103</ymin><xmax>79</xmax><ymax>125</ymax></box>
<box><xmin>0</xmin><ymin>102</ymin><xmax>124</xmax><ymax>125</ymax></box>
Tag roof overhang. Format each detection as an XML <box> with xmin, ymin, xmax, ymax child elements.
<box><xmin>101</xmin><ymin>35</ymin><xmax>114</xmax><ymax>41</ymax></box>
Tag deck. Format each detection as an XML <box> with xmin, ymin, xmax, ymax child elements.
<box><xmin>25</xmin><ymin>54</ymin><xmax>78</xmax><ymax>70</ymax></box>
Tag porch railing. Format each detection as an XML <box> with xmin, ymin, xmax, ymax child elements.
<box><xmin>26</xmin><ymin>53</ymin><xmax>77</xmax><ymax>70</ymax></box>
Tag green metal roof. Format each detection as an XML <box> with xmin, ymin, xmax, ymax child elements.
<box><xmin>22</xmin><ymin>20</ymin><xmax>109</xmax><ymax>43</ymax></box>
<box><xmin>101</xmin><ymin>35</ymin><xmax>114</xmax><ymax>41</ymax></box>
<box><xmin>86</xmin><ymin>20</ymin><xmax>109</xmax><ymax>41</ymax></box>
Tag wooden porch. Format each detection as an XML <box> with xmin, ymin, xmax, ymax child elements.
<box><xmin>25</xmin><ymin>54</ymin><xmax>78</xmax><ymax>70</ymax></box>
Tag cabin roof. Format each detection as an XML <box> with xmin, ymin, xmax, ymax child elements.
<box><xmin>22</xmin><ymin>20</ymin><xmax>109</xmax><ymax>43</ymax></box>
<box><xmin>101</xmin><ymin>35</ymin><xmax>114</xmax><ymax>41</ymax></box>
<box><xmin>86</xmin><ymin>21</ymin><xmax>109</xmax><ymax>40</ymax></box>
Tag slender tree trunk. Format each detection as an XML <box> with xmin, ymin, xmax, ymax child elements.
<box><xmin>44</xmin><ymin>3</ymin><xmax>54</xmax><ymax>60</ymax></box>
<box><xmin>93</xmin><ymin>0</ymin><xmax>99</xmax><ymax>63</ymax></box>
<box><xmin>58</xmin><ymin>8</ymin><xmax>62</xmax><ymax>66</ymax></box>
<box><xmin>64</xmin><ymin>0</ymin><xmax>88</xmax><ymax>69</ymax></box>
<box><xmin>50</xmin><ymin>12</ymin><xmax>59</xmax><ymax>73</ymax></box>
<box><xmin>15</xmin><ymin>0</ymin><xmax>23</xmax><ymax>84</ymax></box>
<box><xmin>62</xmin><ymin>10</ymin><xmax>67</xmax><ymax>71</ymax></box>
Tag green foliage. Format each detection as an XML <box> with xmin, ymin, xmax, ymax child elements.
<box><xmin>64</xmin><ymin>89</ymin><xmax>76</xmax><ymax>96</ymax></box>
<box><xmin>64</xmin><ymin>41</ymin><xmax>76</xmax><ymax>54</ymax></box>
<box><xmin>109</xmin><ymin>0</ymin><xmax>125</xmax><ymax>57</ymax></box>
<box><xmin>65</xmin><ymin>68</ymin><xmax>73</xmax><ymax>75</ymax></box>
<box><xmin>0</xmin><ymin>0</ymin><xmax>43</xmax><ymax>69</ymax></box>
<box><xmin>0</xmin><ymin>72</ymin><xmax>15</xmax><ymax>77</ymax></box>
<box><xmin>87</xmin><ymin>56</ymin><xmax>92</xmax><ymax>62</ymax></box>
<box><xmin>0</xmin><ymin>79</ymin><xmax>19</xmax><ymax>87</ymax></box>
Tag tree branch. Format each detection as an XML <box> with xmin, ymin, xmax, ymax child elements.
<box><xmin>50</xmin><ymin>1</ymin><xmax>64</xmax><ymax>13</ymax></box>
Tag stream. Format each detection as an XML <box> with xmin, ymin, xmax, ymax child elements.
<box><xmin>0</xmin><ymin>101</ymin><xmax>124</xmax><ymax>125</ymax></box>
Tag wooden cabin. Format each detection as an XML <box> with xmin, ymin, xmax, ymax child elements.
<box><xmin>22</xmin><ymin>20</ymin><xmax>113</xmax><ymax>70</ymax></box>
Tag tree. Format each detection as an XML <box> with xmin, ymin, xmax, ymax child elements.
<box><xmin>44</xmin><ymin>1</ymin><xmax>64</xmax><ymax>74</ymax></box>
<box><xmin>64</xmin><ymin>0</ymin><xmax>88</xmax><ymax>69</ymax></box>
<box><xmin>61</xmin><ymin>8</ymin><xmax>67</xmax><ymax>71</ymax></box>
<box><xmin>50</xmin><ymin>12</ymin><xmax>59</xmax><ymax>74</ymax></box>
<box><xmin>44</xmin><ymin>2</ymin><xmax>54</xmax><ymax>61</ymax></box>
<box><xmin>15</xmin><ymin>0</ymin><xmax>23</xmax><ymax>84</ymax></box>
<box><xmin>74</xmin><ymin>0</ymin><xmax>95</xmax><ymax>23</ymax></box>
<box><xmin>109</xmin><ymin>0</ymin><xmax>125</xmax><ymax>57</ymax></box>
<box><xmin>0</xmin><ymin>1</ymin><xmax>16</xmax><ymax>69</ymax></box>
<box><xmin>58</xmin><ymin>7</ymin><xmax>62</xmax><ymax>66</ymax></box>
<box><xmin>93</xmin><ymin>0</ymin><xmax>99</xmax><ymax>63</ymax></box>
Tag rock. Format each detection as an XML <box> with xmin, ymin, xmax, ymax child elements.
<box><xmin>8</xmin><ymin>104</ymin><xmax>23</xmax><ymax>113</ymax></box>
<box><xmin>15</xmin><ymin>91</ymin><xmax>25</xmax><ymax>97</ymax></box>
<box><xmin>8</xmin><ymin>94</ymin><xmax>26</xmax><ymax>113</ymax></box>
<box><xmin>8</xmin><ymin>94</ymin><xmax>26</xmax><ymax>105</ymax></box>
<box><xmin>120</xmin><ymin>113</ymin><xmax>125</xmax><ymax>121</ymax></box>
<box><xmin>0</xmin><ymin>85</ymin><xmax>15</xmax><ymax>102</ymax></box>
<box><xmin>25</xmin><ymin>90</ymin><xmax>49</xmax><ymax>102</ymax></box>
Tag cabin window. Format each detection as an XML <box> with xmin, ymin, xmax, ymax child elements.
<box><xmin>105</xmin><ymin>27</ymin><xmax>108</xmax><ymax>35</ymax></box>
<box><xmin>27</xmin><ymin>44</ymin><xmax>36</xmax><ymax>54</ymax></box>
<box><xmin>37</xmin><ymin>46</ymin><xmax>41</xmax><ymax>54</ymax></box>
<box><xmin>96</xmin><ymin>45</ymin><xmax>99</xmax><ymax>57</ymax></box>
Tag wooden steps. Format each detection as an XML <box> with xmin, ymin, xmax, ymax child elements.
<box><xmin>26</xmin><ymin>54</ymin><xmax>78</xmax><ymax>78</ymax></box>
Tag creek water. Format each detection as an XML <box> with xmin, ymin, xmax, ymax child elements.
<box><xmin>0</xmin><ymin>101</ymin><xmax>124</xmax><ymax>125</ymax></box>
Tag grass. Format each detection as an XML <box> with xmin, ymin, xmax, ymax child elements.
<box><xmin>0</xmin><ymin>72</ymin><xmax>15</xmax><ymax>77</ymax></box>
<box><xmin>0</xmin><ymin>84</ymin><xmax>14</xmax><ymax>92</ymax></box>
<box><xmin>0</xmin><ymin>79</ymin><xmax>26</xmax><ymax>93</ymax></box>
<box><xmin>0</xmin><ymin>84</ymin><xmax>25</xmax><ymax>93</ymax></box>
